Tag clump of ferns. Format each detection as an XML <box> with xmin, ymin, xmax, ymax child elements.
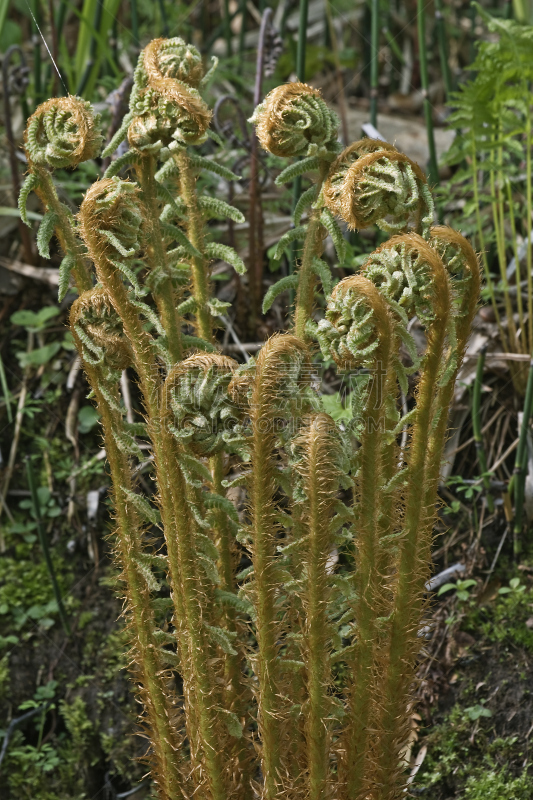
<box><xmin>20</xmin><ymin>41</ymin><xmax>480</xmax><ymax>800</ymax></box>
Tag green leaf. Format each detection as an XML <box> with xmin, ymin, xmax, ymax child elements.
<box><xmin>219</xmin><ymin>709</ymin><xmax>243</xmax><ymax>738</ymax></box>
<box><xmin>321</xmin><ymin>208</ymin><xmax>346</xmax><ymax>262</ymax></box>
<box><xmin>272</xmin><ymin>226</ymin><xmax>308</xmax><ymax>261</ymax></box>
<box><xmin>181</xmin><ymin>335</ymin><xmax>217</xmax><ymax>353</ymax></box>
<box><xmin>199</xmin><ymin>197</ymin><xmax>245</xmax><ymax>223</ymax></box>
<box><xmin>188</xmin><ymin>154</ymin><xmax>241</xmax><ymax>182</ymax></box>
<box><xmin>275</xmin><ymin>156</ymin><xmax>321</xmax><ymax>186</ymax></box>
<box><xmin>18</xmin><ymin>173</ymin><xmax>40</xmax><ymax>227</ymax></box>
<box><xmin>204</xmin><ymin>493</ymin><xmax>239</xmax><ymax>523</ymax></box>
<box><xmin>204</xmin><ymin>623</ymin><xmax>237</xmax><ymax>655</ymax></box>
<box><xmin>262</xmin><ymin>275</ymin><xmax>299</xmax><ymax>313</ymax></box>
<box><xmin>58</xmin><ymin>254</ymin><xmax>76</xmax><ymax>302</ymax></box>
<box><xmin>214</xmin><ymin>589</ymin><xmax>253</xmax><ymax>616</ymax></box>
<box><xmin>103</xmin><ymin>150</ymin><xmax>140</xmax><ymax>178</ymax></box>
<box><xmin>123</xmin><ymin>489</ymin><xmax>161</xmax><ymax>526</ymax></box>
<box><xmin>161</xmin><ymin>223</ymin><xmax>202</xmax><ymax>259</ymax></box>
<box><xmin>205</xmin><ymin>242</ymin><xmax>246</xmax><ymax>275</ymax></box>
<box><xmin>77</xmin><ymin>405</ymin><xmax>100</xmax><ymax>434</ymax></box>
<box><xmin>293</xmin><ymin>185</ymin><xmax>318</xmax><ymax>226</ymax></box>
<box><xmin>17</xmin><ymin>342</ymin><xmax>61</xmax><ymax>368</ymax></box>
<box><xmin>36</xmin><ymin>211</ymin><xmax>59</xmax><ymax>259</ymax></box>
<box><xmin>310</xmin><ymin>257</ymin><xmax>333</xmax><ymax>295</ymax></box>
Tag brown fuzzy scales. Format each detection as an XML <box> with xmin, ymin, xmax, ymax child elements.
<box><xmin>142</xmin><ymin>38</ymin><xmax>212</xmax><ymax>135</ymax></box>
<box><xmin>24</xmin><ymin>95</ymin><xmax>103</xmax><ymax>169</ymax></box>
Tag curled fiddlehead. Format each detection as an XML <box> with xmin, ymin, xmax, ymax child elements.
<box><xmin>24</xmin><ymin>95</ymin><xmax>103</xmax><ymax>169</ymax></box>
<box><xmin>165</xmin><ymin>353</ymin><xmax>246</xmax><ymax>456</ymax></box>
<box><xmin>429</xmin><ymin>225</ymin><xmax>480</xmax><ymax>347</ymax></box>
<box><xmin>250</xmin><ymin>82</ymin><xmax>339</xmax><ymax>158</ymax></box>
<box><xmin>70</xmin><ymin>286</ymin><xmax>131</xmax><ymax>373</ymax></box>
<box><xmin>129</xmin><ymin>37</ymin><xmax>212</xmax><ymax>151</ymax></box>
<box><xmin>251</xmin><ymin>83</ymin><xmax>342</xmax><ymax>338</ymax></box>
<box><xmin>20</xmin><ymin>96</ymin><xmax>103</xmax><ymax>296</ymax></box>
<box><xmin>323</xmin><ymin>139</ymin><xmax>434</xmax><ymax>236</ymax></box>
<box><xmin>78</xmin><ymin>176</ymin><xmax>150</xmax><ymax>297</ymax></box>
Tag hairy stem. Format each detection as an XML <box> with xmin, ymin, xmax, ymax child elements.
<box><xmin>173</xmin><ymin>148</ymin><xmax>213</xmax><ymax>342</ymax></box>
<box><xmin>79</xmin><ymin>361</ymin><xmax>183</xmax><ymax>800</ymax></box>
<box><xmin>35</xmin><ymin>168</ymin><xmax>92</xmax><ymax>293</ymax></box>
<box><xmin>293</xmin><ymin>163</ymin><xmax>329</xmax><ymax>339</ymax></box>
<box><xmin>135</xmin><ymin>155</ymin><xmax>183</xmax><ymax>363</ymax></box>
<box><xmin>373</xmin><ymin>289</ymin><xmax>450</xmax><ymax>799</ymax></box>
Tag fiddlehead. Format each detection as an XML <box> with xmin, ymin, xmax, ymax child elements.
<box><xmin>251</xmin><ymin>83</ymin><xmax>341</xmax><ymax>338</ymax></box>
<box><xmin>323</xmin><ymin>139</ymin><xmax>434</xmax><ymax>237</ymax></box>
<box><xmin>21</xmin><ymin>96</ymin><xmax>103</xmax><ymax>296</ymax></box>
<box><xmin>166</xmin><ymin>352</ymin><xmax>246</xmax><ymax>457</ymax></box>
<box><xmin>24</xmin><ymin>95</ymin><xmax>103</xmax><ymax>169</ymax></box>
<box><xmin>250</xmin><ymin>82</ymin><xmax>339</xmax><ymax>158</ymax></box>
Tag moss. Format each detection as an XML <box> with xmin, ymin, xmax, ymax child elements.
<box><xmin>463</xmin><ymin>766</ymin><xmax>532</xmax><ymax>799</ymax></box>
<box><xmin>462</xmin><ymin>584</ymin><xmax>533</xmax><ymax>653</ymax></box>
<box><xmin>414</xmin><ymin>703</ymin><xmax>532</xmax><ymax>797</ymax></box>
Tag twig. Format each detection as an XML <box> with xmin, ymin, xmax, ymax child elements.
<box><xmin>513</xmin><ymin>358</ymin><xmax>533</xmax><ymax>554</ymax></box>
<box><xmin>121</xmin><ymin>370</ymin><xmax>135</xmax><ymax>424</ymax></box>
<box><xmin>2</xmin><ymin>45</ymin><xmax>34</xmax><ymax>264</ymax></box>
<box><xmin>219</xmin><ymin>316</ymin><xmax>251</xmax><ymax>362</ymax></box>
<box><xmin>483</xmin><ymin>525</ymin><xmax>509</xmax><ymax>589</ymax></box>
<box><xmin>0</xmin><ymin>703</ymin><xmax>50</xmax><ymax>773</ymax></box>
<box><xmin>248</xmin><ymin>7</ymin><xmax>272</xmax><ymax>326</ymax></box>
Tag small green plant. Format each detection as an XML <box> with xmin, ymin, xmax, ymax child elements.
<box><xmin>438</xmin><ymin>577</ymin><xmax>478</xmax><ymax>602</ymax></box>
<box><xmin>20</xmin><ymin>36</ymin><xmax>478</xmax><ymax>800</ymax></box>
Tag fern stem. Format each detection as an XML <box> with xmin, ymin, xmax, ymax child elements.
<box><xmin>35</xmin><ymin>169</ymin><xmax>92</xmax><ymax>293</ymax></box>
<box><xmin>294</xmin><ymin>163</ymin><xmax>329</xmax><ymax>339</ymax></box>
<box><xmin>345</xmin><ymin>297</ymin><xmax>393</xmax><ymax>799</ymax></box>
<box><xmin>302</xmin><ymin>415</ymin><xmax>338</xmax><ymax>800</ymax></box>
<box><xmin>471</xmin><ymin>146</ymin><xmax>503</xmax><ymax>340</ymax></box>
<box><xmin>490</xmin><ymin>145</ymin><xmax>517</xmax><ymax>347</ymax></box>
<box><xmin>373</xmin><ymin>274</ymin><xmax>450</xmax><ymax>798</ymax></box>
<box><xmin>249</xmin><ymin>335</ymin><xmax>306</xmax><ymax>798</ymax></box>
<box><xmin>506</xmin><ymin>178</ymin><xmax>525</xmax><ymax>343</ymax></box>
<box><xmin>135</xmin><ymin>155</ymin><xmax>183</xmax><ymax>363</ymax></box>
<box><xmin>173</xmin><ymin>148</ymin><xmax>213</xmax><ymax>342</ymax></box>
<box><xmin>78</xmin><ymin>360</ymin><xmax>183</xmax><ymax>799</ymax></box>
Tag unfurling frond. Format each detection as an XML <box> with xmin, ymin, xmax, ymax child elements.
<box><xmin>165</xmin><ymin>353</ymin><xmax>243</xmax><ymax>455</ymax></box>
<box><xmin>250</xmin><ymin>82</ymin><xmax>339</xmax><ymax>158</ymax></box>
<box><xmin>24</xmin><ymin>96</ymin><xmax>103</xmax><ymax>169</ymax></box>
<box><xmin>128</xmin><ymin>37</ymin><xmax>212</xmax><ymax>151</ymax></box>
<box><xmin>70</xmin><ymin>287</ymin><xmax>131</xmax><ymax>371</ymax></box>
<box><xmin>323</xmin><ymin>139</ymin><xmax>434</xmax><ymax>236</ymax></box>
<box><xmin>78</xmin><ymin>177</ymin><xmax>143</xmax><ymax>273</ymax></box>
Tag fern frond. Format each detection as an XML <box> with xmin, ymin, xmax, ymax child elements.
<box><xmin>275</xmin><ymin>156</ymin><xmax>321</xmax><ymax>186</ymax></box>
<box><xmin>205</xmin><ymin>242</ymin><xmax>246</xmax><ymax>274</ymax></box>
<box><xmin>262</xmin><ymin>274</ymin><xmax>299</xmax><ymax>313</ymax></box>
<box><xmin>19</xmin><ymin>173</ymin><xmax>39</xmax><ymax>227</ymax></box>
